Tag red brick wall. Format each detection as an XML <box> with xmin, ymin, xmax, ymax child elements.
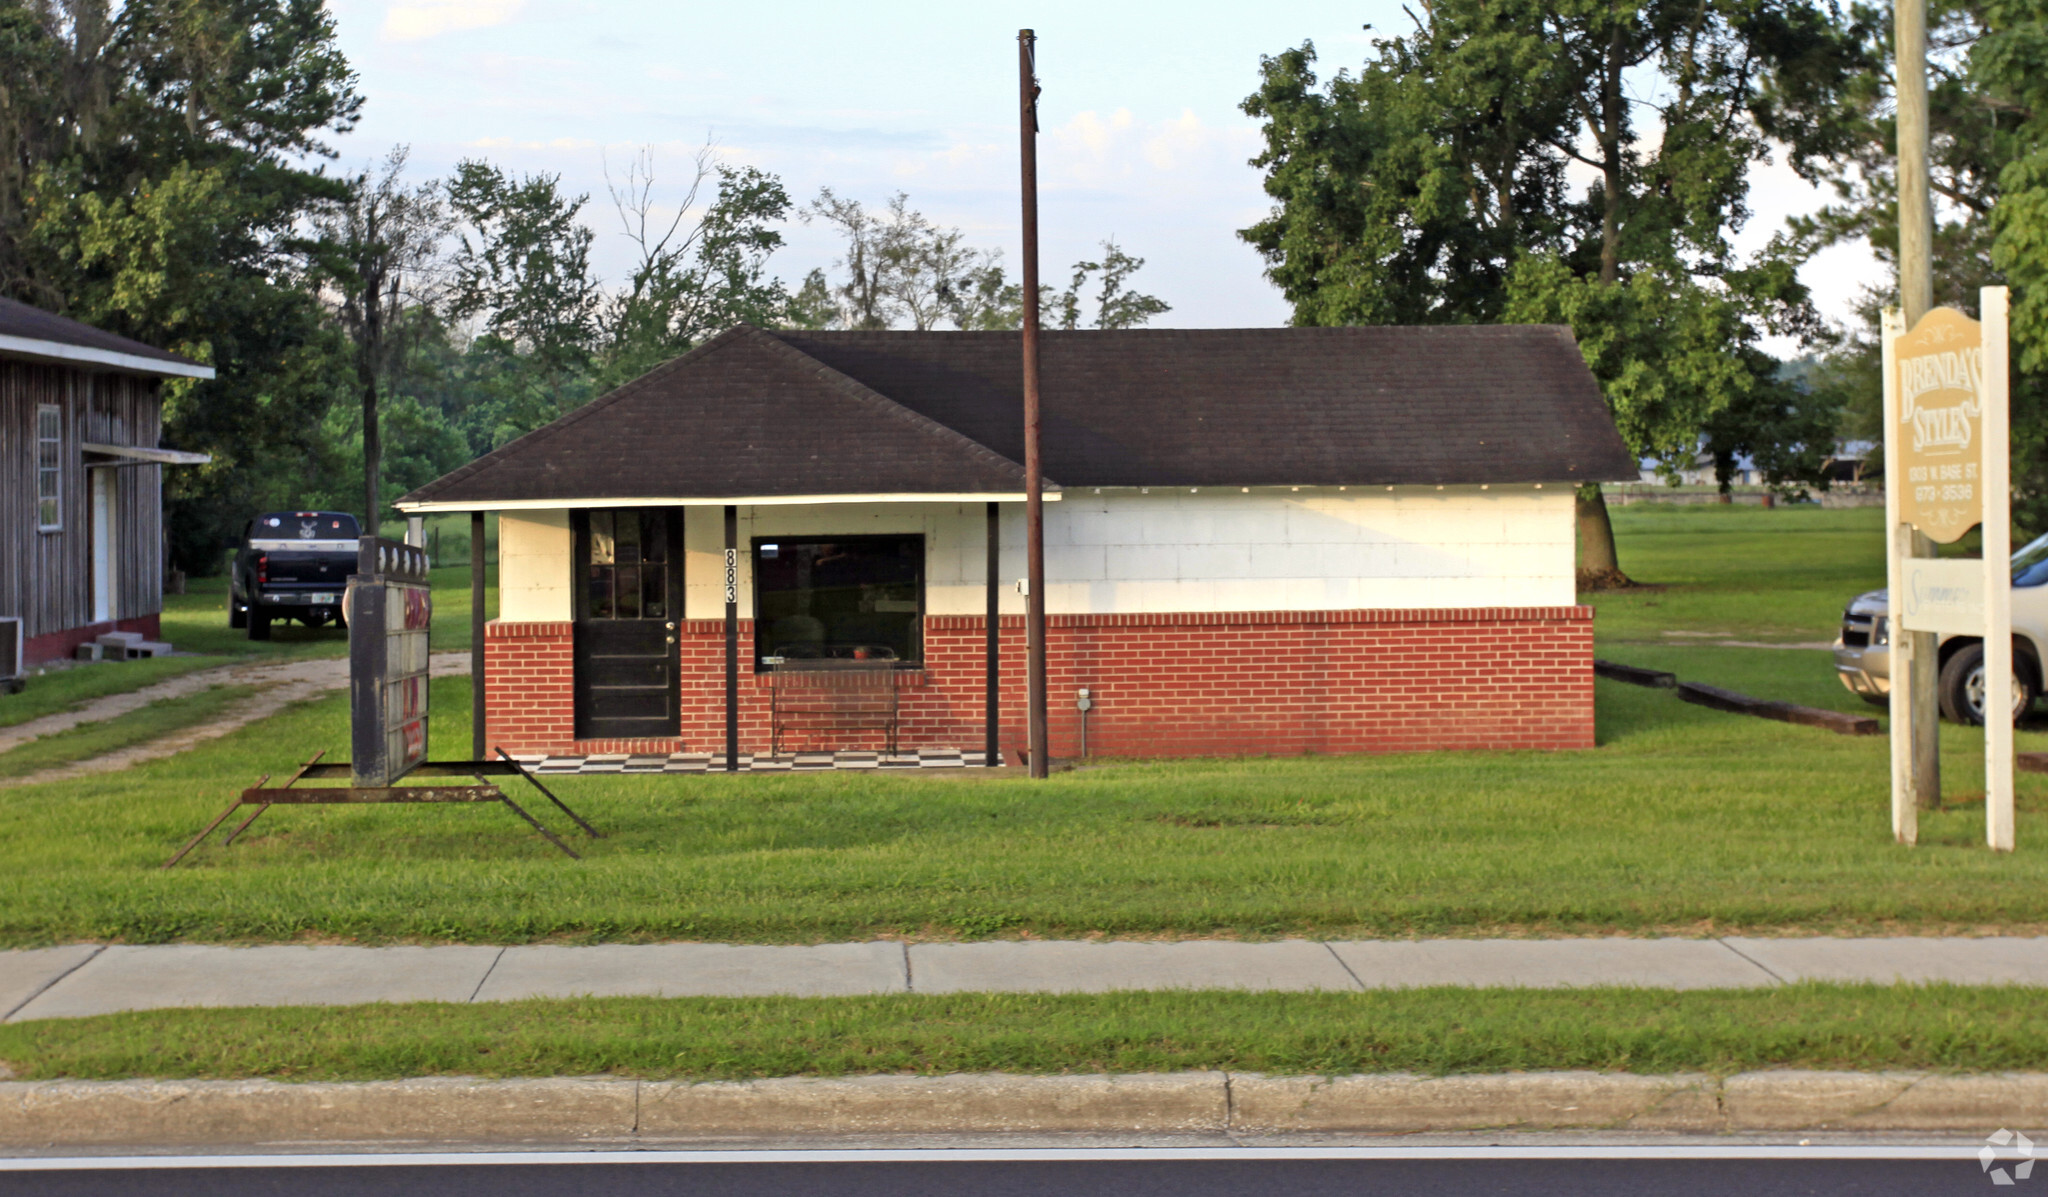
<box><xmin>485</xmin><ymin>607</ymin><xmax>1595</xmax><ymax>758</ymax></box>
<box><xmin>483</xmin><ymin>621</ymin><xmax>575</xmax><ymax>753</ymax></box>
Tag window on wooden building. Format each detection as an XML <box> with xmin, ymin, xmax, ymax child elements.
<box><xmin>35</xmin><ymin>404</ymin><xmax>61</xmax><ymax>531</ymax></box>
<box><xmin>753</xmin><ymin>535</ymin><xmax>923</xmax><ymax>668</ymax></box>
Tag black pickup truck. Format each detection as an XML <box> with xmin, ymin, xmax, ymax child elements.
<box><xmin>229</xmin><ymin>512</ymin><xmax>359</xmax><ymax>640</ymax></box>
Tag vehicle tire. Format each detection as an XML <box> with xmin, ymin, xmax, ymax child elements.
<box><xmin>229</xmin><ymin>600</ymin><xmax>247</xmax><ymax>630</ymax></box>
<box><xmin>1937</xmin><ymin>642</ymin><xmax>2038</xmax><ymax>724</ymax></box>
<box><xmin>1860</xmin><ymin>692</ymin><xmax>1889</xmax><ymax>708</ymax></box>
<box><xmin>247</xmin><ymin>608</ymin><xmax>272</xmax><ymax>641</ymax></box>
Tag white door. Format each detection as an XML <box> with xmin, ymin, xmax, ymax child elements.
<box><xmin>90</xmin><ymin>470</ymin><xmax>115</xmax><ymax>624</ymax></box>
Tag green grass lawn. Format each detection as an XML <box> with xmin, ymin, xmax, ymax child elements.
<box><xmin>2</xmin><ymin>984</ymin><xmax>2042</xmax><ymax>1081</ymax></box>
<box><xmin>1588</xmin><ymin>505</ymin><xmax>1888</xmax><ymax>645</ymax></box>
<box><xmin>1</xmin><ymin>663</ymin><xmax>2046</xmax><ymax>944</ymax></box>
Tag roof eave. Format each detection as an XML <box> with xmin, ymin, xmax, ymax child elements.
<box><xmin>395</xmin><ymin>490</ymin><xmax>1065</xmax><ymax>514</ymax></box>
<box><xmin>0</xmin><ymin>334</ymin><xmax>215</xmax><ymax>379</ymax></box>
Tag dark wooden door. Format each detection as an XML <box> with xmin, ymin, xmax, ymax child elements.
<box><xmin>572</xmin><ymin>509</ymin><xmax>683</xmax><ymax>740</ymax></box>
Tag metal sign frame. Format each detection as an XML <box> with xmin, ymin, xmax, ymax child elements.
<box><xmin>349</xmin><ymin>537</ymin><xmax>433</xmax><ymax>787</ymax></box>
<box><xmin>165</xmin><ymin>536</ymin><xmax>604</xmax><ymax>867</ymax></box>
<box><xmin>1884</xmin><ymin>286</ymin><xmax>2014</xmax><ymax>850</ymax></box>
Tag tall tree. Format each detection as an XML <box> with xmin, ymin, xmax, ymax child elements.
<box><xmin>598</xmin><ymin>146</ymin><xmax>798</xmax><ymax>388</ymax></box>
<box><xmin>314</xmin><ymin>145</ymin><xmax>449</xmax><ymax>526</ymax></box>
<box><xmin>446</xmin><ymin>160</ymin><xmax>601</xmax><ymax>444</ymax></box>
<box><xmin>1053</xmin><ymin>239</ymin><xmax>1172</xmax><ymax>329</ymax></box>
<box><xmin>0</xmin><ymin>0</ymin><xmax>363</xmax><ymax>570</ymax></box>
<box><xmin>807</xmin><ymin>190</ymin><xmax>1168</xmax><ymax>332</ymax></box>
<box><xmin>1243</xmin><ymin>2</ymin><xmax>1866</xmax><ymax>585</ymax></box>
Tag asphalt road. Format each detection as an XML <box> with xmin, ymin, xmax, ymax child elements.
<box><xmin>0</xmin><ymin>1151</ymin><xmax>2008</xmax><ymax>1196</ymax></box>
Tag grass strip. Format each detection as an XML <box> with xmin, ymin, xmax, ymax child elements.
<box><xmin>3</xmin><ymin>985</ymin><xmax>2044</xmax><ymax>1082</ymax></box>
<box><xmin>0</xmin><ymin>685</ymin><xmax>257</xmax><ymax>779</ymax></box>
<box><xmin>0</xmin><ymin>656</ymin><xmax>236</xmax><ymax>730</ymax></box>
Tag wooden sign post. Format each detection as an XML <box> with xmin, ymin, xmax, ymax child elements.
<box><xmin>1884</xmin><ymin>286</ymin><xmax>2014</xmax><ymax>850</ymax></box>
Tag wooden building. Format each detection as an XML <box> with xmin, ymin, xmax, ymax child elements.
<box><xmin>0</xmin><ymin>298</ymin><xmax>213</xmax><ymax>669</ymax></box>
<box><xmin>400</xmin><ymin>325</ymin><xmax>1637</xmax><ymax>762</ymax></box>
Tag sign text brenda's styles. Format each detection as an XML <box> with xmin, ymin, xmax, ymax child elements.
<box><xmin>1896</xmin><ymin>307</ymin><xmax>1987</xmax><ymax>543</ymax></box>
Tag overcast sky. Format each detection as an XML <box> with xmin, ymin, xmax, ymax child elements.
<box><xmin>321</xmin><ymin>0</ymin><xmax>1884</xmax><ymax>342</ymax></box>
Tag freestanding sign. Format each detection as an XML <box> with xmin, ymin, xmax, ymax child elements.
<box><xmin>349</xmin><ymin>537</ymin><xmax>433</xmax><ymax>787</ymax></box>
<box><xmin>163</xmin><ymin>533</ymin><xmax>606</xmax><ymax>868</ymax></box>
<box><xmin>1883</xmin><ymin>287</ymin><xmax>2014</xmax><ymax>850</ymax></box>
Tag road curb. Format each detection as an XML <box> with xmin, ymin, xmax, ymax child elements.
<box><xmin>5</xmin><ymin>1070</ymin><xmax>2048</xmax><ymax>1148</ymax></box>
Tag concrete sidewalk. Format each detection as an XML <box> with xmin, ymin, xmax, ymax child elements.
<box><xmin>8</xmin><ymin>937</ymin><xmax>2048</xmax><ymax>1021</ymax></box>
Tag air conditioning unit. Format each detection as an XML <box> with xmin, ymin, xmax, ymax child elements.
<box><xmin>0</xmin><ymin>616</ymin><xmax>20</xmax><ymax>694</ymax></box>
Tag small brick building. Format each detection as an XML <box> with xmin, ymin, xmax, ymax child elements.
<box><xmin>398</xmin><ymin>324</ymin><xmax>1636</xmax><ymax>759</ymax></box>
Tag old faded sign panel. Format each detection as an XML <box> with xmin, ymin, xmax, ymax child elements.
<box><xmin>1895</xmin><ymin>557</ymin><xmax>1987</xmax><ymax>634</ymax></box>
<box><xmin>1895</xmin><ymin>308</ymin><xmax>1987</xmax><ymax>543</ymax></box>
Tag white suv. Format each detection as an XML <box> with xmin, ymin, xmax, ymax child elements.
<box><xmin>1833</xmin><ymin>533</ymin><xmax>2048</xmax><ymax>723</ymax></box>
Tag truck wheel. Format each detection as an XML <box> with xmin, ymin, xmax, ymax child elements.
<box><xmin>247</xmin><ymin>608</ymin><xmax>272</xmax><ymax>641</ymax></box>
<box><xmin>229</xmin><ymin>600</ymin><xmax>247</xmax><ymax>630</ymax></box>
<box><xmin>1937</xmin><ymin>643</ymin><xmax>2037</xmax><ymax>724</ymax></box>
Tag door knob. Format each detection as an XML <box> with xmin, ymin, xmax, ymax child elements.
<box><xmin>665</xmin><ymin>635</ymin><xmax>676</xmax><ymax>645</ymax></box>
<box><xmin>665</xmin><ymin>621</ymin><xmax>677</xmax><ymax>630</ymax></box>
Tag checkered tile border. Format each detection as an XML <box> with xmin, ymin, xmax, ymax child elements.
<box><xmin>510</xmin><ymin>749</ymin><xmax>991</xmax><ymax>775</ymax></box>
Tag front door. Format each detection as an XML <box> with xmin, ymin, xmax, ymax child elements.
<box><xmin>572</xmin><ymin>509</ymin><xmax>682</xmax><ymax>740</ymax></box>
<box><xmin>89</xmin><ymin>469</ymin><xmax>115</xmax><ymax>624</ymax></box>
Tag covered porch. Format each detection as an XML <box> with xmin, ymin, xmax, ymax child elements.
<box><xmin>413</xmin><ymin>495</ymin><xmax>1043</xmax><ymax>769</ymax></box>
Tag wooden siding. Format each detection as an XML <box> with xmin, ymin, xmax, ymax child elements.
<box><xmin>0</xmin><ymin>360</ymin><xmax>164</xmax><ymax>639</ymax></box>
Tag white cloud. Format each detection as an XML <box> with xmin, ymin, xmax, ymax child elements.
<box><xmin>466</xmin><ymin>135</ymin><xmax>598</xmax><ymax>151</ymax></box>
<box><xmin>381</xmin><ymin>0</ymin><xmax>523</xmax><ymax>42</ymax></box>
<box><xmin>1043</xmin><ymin>107</ymin><xmax>1257</xmax><ymax>188</ymax></box>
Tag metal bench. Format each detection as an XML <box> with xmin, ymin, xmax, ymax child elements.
<box><xmin>768</xmin><ymin>660</ymin><xmax>901</xmax><ymax>755</ymax></box>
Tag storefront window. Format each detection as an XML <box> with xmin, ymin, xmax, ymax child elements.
<box><xmin>753</xmin><ymin>535</ymin><xmax>923</xmax><ymax>668</ymax></box>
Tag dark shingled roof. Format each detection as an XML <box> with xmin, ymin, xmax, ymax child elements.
<box><xmin>410</xmin><ymin>326</ymin><xmax>1031</xmax><ymax>504</ymax></box>
<box><xmin>404</xmin><ymin>323</ymin><xmax>1636</xmax><ymax>505</ymax></box>
<box><xmin>0</xmin><ymin>296</ymin><xmax>209</xmax><ymax>373</ymax></box>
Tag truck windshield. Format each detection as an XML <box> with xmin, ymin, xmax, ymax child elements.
<box><xmin>2013</xmin><ymin>533</ymin><xmax>2048</xmax><ymax>587</ymax></box>
<box><xmin>255</xmin><ymin>513</ymin><xmax>359</xmax><ymax>540</ymax></box>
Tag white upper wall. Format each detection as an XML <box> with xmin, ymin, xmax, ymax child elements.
<box><xmin>1038</xmin><ymin>487</ymin><xmax>1575</xmax><ymax>613</ymax></box>
<box><xmin>496</xmin><ymin>486</ymin><xmax>1574</xmax><ymax>623</ymax></box>
<box><xmin>498</xmin><ymin>509</ymin><xmax>572</xmax><ymax>621</ymax></box>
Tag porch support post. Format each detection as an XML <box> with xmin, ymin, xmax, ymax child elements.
<box><xmin>724</xmin><ymin>504</ymin><xmax>739</xmax><ymax>772</ymax></box>
<box><xmin>470</xmin><ymin>510</ymin><xmax>486</xmax><ymax>761</ymax></box>
<box><xmin>985</xmin><ymin>501</ymin><xmax>1000</xmax><ymax>767</ymax></box>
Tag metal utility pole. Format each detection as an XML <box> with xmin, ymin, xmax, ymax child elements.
<box><xmin>724</xmin><ymin>504</ymin><xmax>740</xmax><ymax>773</ymax></box>
<box><xmin>471</xmin><ymin>510</ymin><xmax>486</xmax><ymax>761</ymax></box>
<box><xmin>1019</xmin><ymin>29</ymin><xmax>1049</xmax><ymax>779</ymax></box>
<box><xmin>1897</xmin><ymin>0</ymin><xmax>1941</xmax><ymax>809</ymax></box>
<box><xmin>986</xmin><ymin>501</ymin><xmax>1001</xmax><ymax>768</ymax></box>
<box><xmin>363</xmin><ymin>386</ymin><xmax>380</xmax><ymax>539</ymax></box>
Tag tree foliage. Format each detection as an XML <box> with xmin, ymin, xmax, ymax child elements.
<box><xmin>0</xmin><ymin>0</ymin><xmax>362</xmax><ymax>570</ymax></box>
<box><xmin>1791</xmin><ymin>2</ymin><xmax>2048</xmax><ymax>531</ymax></box>
<box><xmin>805</xmin><ymin>189</ymin><xmax>1168</xmax><ymax>332</ymax></box>
<box><xmin>598</xmin><ymin>147</ymin><xmax>800</xmax><ymax>389</ymax></box>
<box><xmin>1242</xmin><ymin>2</ymin><xmax>1866</xmax><ymax>579</ymax></box>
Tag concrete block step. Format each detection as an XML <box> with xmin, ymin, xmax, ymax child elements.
<box><xmin>93</xmin><ymin>631</ymin><xmax>144</xmax><ymax>647</ymax></box>
<box><xmin>123</xmin><ymin>641</ymin><xmax>172</xmax><ymax>658</ymax></box>
<box><xmin>73</xmin><ymin>643</ymin><xmax>103</xmax><ymax>662</ymax></box>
